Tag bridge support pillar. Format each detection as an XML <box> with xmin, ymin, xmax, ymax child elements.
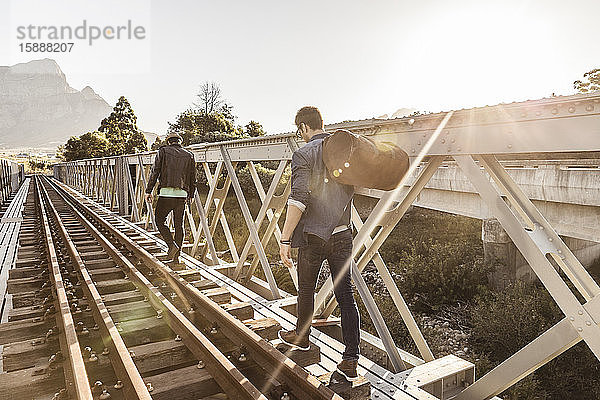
<box><xmin>482</xmin><ymin>218</ymin><xmax>532</xmax><ymax>289</ymax></box>
<box><xmin>483</xmin><ymin>218</ymin><xmax>600</xmax><ymax>290</ymax></box>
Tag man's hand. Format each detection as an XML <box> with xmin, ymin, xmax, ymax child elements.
<box><xmin>279</xmin><ymin>243</ymin><xmax>293</xmax><ymax>268</ymax></box>
<box><xmin>145</xmin><ymin>193</ymin><xmax>153</xmax><ymax>203</ymax></box>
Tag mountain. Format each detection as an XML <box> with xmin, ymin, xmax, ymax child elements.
<box><xmin>0</xmin><ymin>59</ymin><xmax>113</xmax><ymax>148</ymax></box>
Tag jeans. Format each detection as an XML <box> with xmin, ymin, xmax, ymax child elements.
<box><xmin>155</xmin><ymin>196</ymin><xmax>186</xmax><ymax>250</ymax></box>
<box><xmin>296</xmin><ymin>229</ymin><xmax>360</xmax><ymax>361</ymax></box>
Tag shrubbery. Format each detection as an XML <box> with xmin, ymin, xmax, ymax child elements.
<box><xmin>471</xmin><ymin>281</ymin><xmax>600</xmax><ymax>399</ymax></box>
<box><xmin>394</xmin><ymin>239</ymin><xmax>491</xmax><ymax>310</ymax></box>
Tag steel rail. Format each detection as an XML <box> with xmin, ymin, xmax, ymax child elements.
<box><xmin>41</xmin><ymin>175</ymin><xmax>268</xmax><ymax>400</ymax></box>
<box><xmin>38</xmin><ymin>178</ymin><xmax>152</xmax><ymax>399</ymax></box>
<box><xmin>45</xmin><ymin>175</ymin><xmax>345</xmax><ymax>400</ymax></box>
<box><xmin>33</xmin><ymin>176</ymin><xmax>94</xmax><ymax>400</ymax></box>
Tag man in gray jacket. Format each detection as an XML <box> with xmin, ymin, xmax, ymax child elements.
<box><xmin>145</xmin><ymin>132</ymin><xmax>196</xmax><ymax>262</ymax></box>
<box><xmin>278</xmin><ymin>106</ymin><xmax>360</xmax><ymax>381</ymax></box>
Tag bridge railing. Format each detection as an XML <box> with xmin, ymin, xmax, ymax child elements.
<box><xmin>0</xmin><ymin>158</ymin><xmax>25</xmax><ymax>205</ymax></box>
<box><xmin>53</xmin><ymin>92</ymin><xmax>600</xmax><ymax>400</ymax></box>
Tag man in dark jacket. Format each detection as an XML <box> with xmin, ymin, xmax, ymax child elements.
<box><xmin>145</xmin><ymin>132</ymin><xmax>196</xmax><ymax>262</ymax></box>
<box><xmin>278</xmin><ymin>106</ymin><xmax>360</xmax><ymax>381</ymax></box>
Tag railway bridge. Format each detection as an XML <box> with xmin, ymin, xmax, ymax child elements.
<box><xmin>1</xmin><ymin>92</ymin><xmax>599</xmax><ymax>399</ymax></box>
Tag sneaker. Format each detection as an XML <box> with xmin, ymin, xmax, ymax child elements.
<box><xmin>278</xmin><ymin>329</ymin><xmax>310</xmax><ymax>351</ymax></box>
<box><xmin>336</xmin><ymin>359</ymin><xmax>359</xmax><ymax>381</ymax></box>
<box><xmin>167</xmin><ymin>244</ymin><xmax>180</xmax><ymax>262</ymax></box>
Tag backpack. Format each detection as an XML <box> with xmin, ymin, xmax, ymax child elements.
<box><xmin>322</xmin><ymin>129</ymin><xmax>410</xmax><ymax>191</ymax></box>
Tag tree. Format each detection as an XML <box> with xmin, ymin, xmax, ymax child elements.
<box><xmin>194</xmin><ymin>82</ymin><xmax>224</xmax><ymax>114</ymax></box>
<box><xmin>59</xmin><ymin>131</ymin><xmax>110</xmax><ymax>161</ymax></box>
<box><xmin>151</xmin><ymin>136</ymin><xmax>163</xmax><ymax>150</ymax></box>
<box><xmin>245</xmin><ymin>120</ymin><xmax>266</xmax><ymax>137</ymax></box>
<box><xmin>167</xmin><ymin>82</ymin><xmax>269</xmax><ymax>147</ymax></box>
<box><xmin>167</xmin><ymin>108</ymin><xmax>247</xmax><ymax>146</ymax></box>
<box><xmin>574</xmin><ymin>68</ymin><xmax>600</xmax><ymax>93</ymax></box>
<box><xmin>99</xmin><ymin>96</ymin><xmax>147</xmax><ymax>155</ymax></box>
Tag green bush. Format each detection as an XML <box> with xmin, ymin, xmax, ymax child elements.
<box><xmin>470</xmin><ymin>281</ymin><xmax>600</xmax><ymax>399</ymax></box>
<box><xmin>394</xmin><ymin>239</ymin><xmax>491</xmax><ymax>310</ymax></box>
<box><xmin>470</xmin><ymin>281</ymin><xmax>557</xmax><ymax>361</ymax></box>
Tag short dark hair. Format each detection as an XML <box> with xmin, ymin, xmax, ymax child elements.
<box><xmin>295</xmin><ymin>106</ymin><xmax>323</xmax><ymax>130</ymax></box>
<box><xmin>167</xmin><ymin>136</ymin><xmax>181</xmax><ymax>144</ymax></box>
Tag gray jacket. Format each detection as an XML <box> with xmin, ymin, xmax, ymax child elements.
<box><xmin>289</xmin><ymin>133</ymin><xmax>353</xmax><ymax>248</ymax></box>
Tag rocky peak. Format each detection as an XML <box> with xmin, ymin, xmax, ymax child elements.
<box><xmin>0</xmin><ymin>59</ymin><xmax>113</xmax><ymax>147</ymax></box>
<box><xmin>8</xmin><ymin>58</ymin><xmax>65</xmax><ymax>77</ymax></box>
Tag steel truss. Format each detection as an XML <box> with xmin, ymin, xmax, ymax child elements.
<box><xmin>53</xmin><ymin>92</ymin><xmax>600</xmax><ymax>399</ymax></box>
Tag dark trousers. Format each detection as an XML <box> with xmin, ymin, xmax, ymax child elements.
<box><xmin>296</xmin><ymin>229</ymin><xmax>360</xmax><ymax>361</ymax></box>
<box><xmin>155</xmin><ymin>196</ymin><xmax>186</xmax><ymax>250</ymax></box>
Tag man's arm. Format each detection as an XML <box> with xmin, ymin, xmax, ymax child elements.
<box><xmin>187</xmin><ymin>155</ymin><xmax>196</xmax><ymax>201</ymax></box>
<box><xmin>145</xmin><ymin>148</ymin><xmax>162</xmax><ymax>201</ymax></box>
<box><xmin>279</xmin><ymin>151</ymin><xmax>310</xmax><ymax>268</ymax></box>
<box><xmin>279</xmin><ymin>204</ymin><xmax>303</xmax><ymax>268</ymax></box>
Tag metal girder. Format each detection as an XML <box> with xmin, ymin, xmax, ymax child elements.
<box><xmin>350</xmin><ymin>258</ymin><xmax>408</xmax><ymax>372</ymax></box>
<box><xmin>53</xmin><ymin>94</ymin><xmax>600</xmax><ymax>172</ymax></box>
<box><xmin>247</xmin><ymin>161</ymin><xmax>284</xmax><ymax>241</ymax></box>
<box><xmin>136</xmin><ymin>154</ymin><xmax>156</xmax><ymax>229</ymax></box>
<box><xmin>232</xmin><ymin>159</ymin><xmax>287</xmax><ymax>279</ymax></box>
<box><xmin>454</xmin><ymin>155</ymin><xmax>600</xmax><ymax>360</ymax></box>
<box><xmin>477</xmin><ymin>155</ymin><xmax>600</xmax><ymax>300</ymax></box>
<box><xmin>350</xmin><ymin>206</ymin><xmax>435</xmax><ymax>362</ymax></box>
<box><xmin>192</xmin><ymin>189</ymin><xmax>220</xmax><ymax>266</ymax></box>
<box><xmin>241</xmin><ymin>165</ymin><xmax>293</xmax><ymax>286</ymax></box>
<box><xmin>453</xmin><ymin>317</ymin><xmax>580</xmax><ymax>400</ymax></box>
<box><xmin>125</xmin><ymin>159</ymin><xmax>140</xmax><ymax>222</ymax></box>
<box><xmin>196</xmin><ymin>161</ymin><xmax>239</xmax><ymax>262</ymax></box>
<box><xmin>220</xmin><ymin>146</ymin><xmax>281</xmax><ymax>299</ymax></box>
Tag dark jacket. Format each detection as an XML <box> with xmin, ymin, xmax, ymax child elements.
<box><xmin>289</xmin><ymin>132</ymin><xmax>354</xmax><ymax>248</ymax></box>
<box><xmin>145</xmin><ymin>143</ymin><xmax>196</xmax><ymax>199</ymax></box>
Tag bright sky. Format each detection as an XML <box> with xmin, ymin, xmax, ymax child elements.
<box><xmin>2</xmin><ymin>0</ymin><xmax>599</xmax><ymax>136</ymax></box>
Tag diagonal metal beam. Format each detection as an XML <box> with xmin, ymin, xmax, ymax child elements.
<box><xmin>137</xmin><ymin>154</ymin><xmax>156</xmax><ymax>229</ymax></box>
<box><xmin>454</xmin><ymin>155</ymin><xmax>600</xmax><ymax>361</ymax></box>
<box><xmin>349</xmin><ymin>206</ymin><xmax>434</xmax><ymax>362</ymax></box>
<box><xmin>233</xmin><ymin>160</ymin><xmax>287</xmax><ymax>280</ymax></box>
<box><xmin>192</xmin><ymin>190</ymin><xmax>220</xmax><ymax>266</ymax></box>
<box><xmin>350</xmin><ymin>259</ymin><xmax>408</xmax><ymax>372</ymax></box>
<box><xmin>314</xmin><ymin>156</ymin><xmax>445</xmax><ymax>316</ymax></box>
<box><xmin>478</xmin><ymin>154</ymin><xmax>600</xmax><ymax>301</ymax></box>
<box><xmin>452</xmin><ymin>293</ymin><xmax>600</xmax><ymax>400</ymax></box>
<box><xmin>242</xmin><ymin>180</ymin><xmax>293</xmax><ymax>286</ymax></box>
<box><xmin>247</xmin><ymin>161</ymin><xmax>284</xmax><ymax>240</ymax></box>
<box><xmin>125</xmin><ymin>159</ymin><xmax>140</xmax><ymax>222</ymax></box>
<box><xmin>220</xmin><ymin>146</ymin><xmax>281</xmax><ymax>299</ymax></box>
<box><xmin>197</xmin><ymin>162</ymin><xmax>239</xmax><ymax>262</ymax></box>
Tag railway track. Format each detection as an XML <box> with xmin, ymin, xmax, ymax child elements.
<box><xmin>0</xmin><ymin>175</ymin><xmax>369</xmax><ymax>400</ymax></box>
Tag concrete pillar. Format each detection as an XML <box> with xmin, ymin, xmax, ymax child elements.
<box><xmin>482</xmin><ymin>218</ymin><xmax>534</xmax><ymax>290</ymax></box>
<box><xmin>482</xmin><ymin>218</ymin><xmax>600</xmax><ymax>290</ymax></box>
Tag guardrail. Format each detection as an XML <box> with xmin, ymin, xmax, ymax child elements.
<box><xmin>0</xmin><ymin>159</ymin><xmax>25</xmax><ymax>204</ymax></box>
